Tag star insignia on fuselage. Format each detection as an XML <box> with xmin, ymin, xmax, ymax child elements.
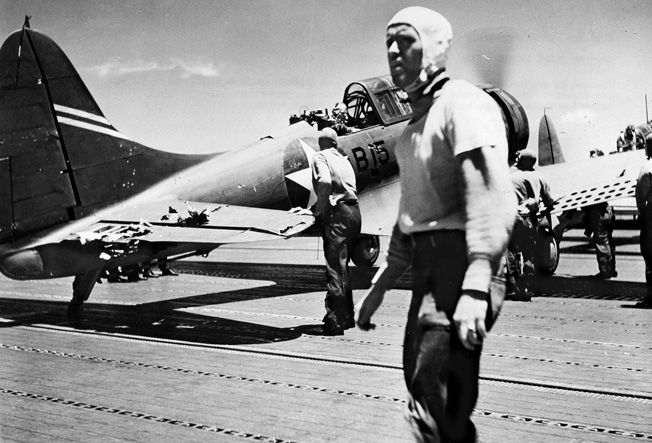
<box><xmin>285</xmin><ymin>139</ymin><xmax>318</xmax><ymax>208</ymax></box>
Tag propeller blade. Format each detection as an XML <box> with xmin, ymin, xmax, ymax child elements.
<box><xmin>465</xmin><ymin>29</ymin><xmax>514</xmax><ymax>87</ymax></box>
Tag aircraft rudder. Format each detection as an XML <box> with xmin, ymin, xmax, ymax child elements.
<box><xmin>0</xmin><ymin>24</ymin><xmax>214</xmax><ymax>240</ymax></box>
<box><xmin>538</xmin><ymin>114</ymin><xmax>565</xmax><ymax>166</ymax></box>
<box><xmin>0</xmin><ymin>158</ymin><xmax>13</xmax><ymax>241</ymax></box>
<box><xmin>0</xmin><ymin>27</ymin><xmax>79</xmax><ymax>240</ymax></box>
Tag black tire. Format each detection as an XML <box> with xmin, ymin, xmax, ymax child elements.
<box><xmin>535</xmin><ymin>225</ymin><xmax>559</xmax><ymax>275</ymax></box>
<box><xmin>351</xmin><ymin>235</ymin><xmax>380</xmax><ymax>268</ymax></box>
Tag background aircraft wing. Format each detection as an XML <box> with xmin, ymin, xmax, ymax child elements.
<box><xmin>69</xmin><ymin>199</ymin><xmax>314</xmax><ymax>246</ymax></box>
<box><xmin>540</xmin><ymin>149</ymin><xmax>646</xmax><ymax>214</ymax></box>
<box><xmin>550</xmin><ymin>176</ymin><xmax>636</xmax><ymax>214</ymax></box>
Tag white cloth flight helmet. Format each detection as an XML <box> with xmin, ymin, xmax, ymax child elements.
<box><xmin>387</xmin><ymin>7</ymin><xmax>453</xmax><ymax>93</ymax></box>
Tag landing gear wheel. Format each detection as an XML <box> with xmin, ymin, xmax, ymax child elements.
<box><xmin>351</xmin><ymin>235</ymin><xmax>380</xmax><ymax>268</ymax></box>
<box><xmin>535</xmin><ymin>225</ymin><xmax>559</xmax><ymax>275</ymax></box>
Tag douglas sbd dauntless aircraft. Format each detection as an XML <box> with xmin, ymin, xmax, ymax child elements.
<box><xmin>0</xmin><ymin>21</ymin><xmax>647</xmax><ymax>320</ymax></box>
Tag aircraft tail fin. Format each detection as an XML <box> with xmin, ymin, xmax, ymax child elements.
<box><xmin>538</xmin><ymin>114</ymin><xmax>565</xmax><ymax>166</ymax></box>
<box><xmin>0</xmin><ymin>23</ymin><xmax>209</xmax><ymax>241</ymax></box>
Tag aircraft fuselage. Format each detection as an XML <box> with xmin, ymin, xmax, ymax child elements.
<box><xmin>0</xmin><ymin>119</ymin><xmax>404</xmax><ymax>280</ymax></box>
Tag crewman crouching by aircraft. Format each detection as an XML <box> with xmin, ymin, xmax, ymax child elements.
<box><xmin>634</xmin><ymin>134</ymin><xmax>652</xmax><ymax>308</ymax></box>
<box><xmin>292</xmin><ymin>128</ymin><xmax>361</xmax><ymax>335</ymax></box>
<box><xmin>589</xmin><ymin>148</ymin><xmax>604</xmax><ymax>158</ymax></box>
<box><xmin>506</xmin><ymin>149</ymin><xmax>555</xmax><ymax>300</ymax></box>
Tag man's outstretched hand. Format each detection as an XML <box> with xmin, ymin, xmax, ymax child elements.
<box><xmin>453</xmin><ymin>290</ymin><xmax>488</xmax><ymax>350</ymax></box>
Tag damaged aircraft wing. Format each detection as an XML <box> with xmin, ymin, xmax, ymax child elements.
<box><xmin>69</xmin><ymin>199</ymin><xmax>315</xmax><ymax>246</ymax></box>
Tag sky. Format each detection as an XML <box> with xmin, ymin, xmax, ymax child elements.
<box><xmin>1</xmin><ymin>0</ymin><xmax>651</xmax><ymax>162</ymax></box>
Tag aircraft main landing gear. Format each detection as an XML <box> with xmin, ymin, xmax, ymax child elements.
<box><xmin>67</xmin><ymin>269</ymin><xmax>102</xmax><ymax>321</ymax></box>
<box><xmin>351</xmin><ymin>235</ymin><xmax>380</xmax><ymax>268</ymax></box>
<box><xmin>535</xmin><ymin>225</ymin><xmax>560</xmax><ymax>275</ymax></box>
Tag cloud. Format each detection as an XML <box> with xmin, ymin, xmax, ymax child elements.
<box><xmin>173</xmin><ymin>60</ymin><xmax>221</xmax><ymax>79</ymax></box>
<box><xmin>85</xmin><ymin>59</ymin><xmax>221</xmax><ymax>79</ymax></box>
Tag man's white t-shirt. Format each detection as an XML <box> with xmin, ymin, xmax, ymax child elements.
<box><xmin>396</xmin><ymin>79</ymin><xmax>508</xmax><ymax>234</ymax></box>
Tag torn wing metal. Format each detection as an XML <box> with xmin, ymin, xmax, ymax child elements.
<box><xmin>70</xmin><ymin>199</ymin><xmax>314</xmax><ymax>245</ymax></box>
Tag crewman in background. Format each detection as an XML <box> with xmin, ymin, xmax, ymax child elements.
<box><xmin>635</xmin><ymin>134</ymin><xmax>652</xmax><ymax>308</ymax></box>
<box><xmin>582</xmin><ymin>203</ymin><xmax>617</xmax><ymax>279</ymax></box>
<box><xmin>616</xmin><ymin>125</ymin><xmax>644</xmax><ymax>152</ymax></box>
<box><xmin>506</xmin><ymin>149</ymin><xmax>555</xmax><ymax>300</ymax></box>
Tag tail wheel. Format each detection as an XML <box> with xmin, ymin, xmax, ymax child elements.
<box><xmin>351</xmin><ymin>235</ymin><xmax>380</xmax><ymax>268</ymax></box>
<box><xmin>535</xmin><ymin>225</ymin><xmax>559</xmax><ymax>275</ymax></box>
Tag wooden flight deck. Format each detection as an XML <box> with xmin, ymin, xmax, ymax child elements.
<box><xmin>0</xmin><ymin>231</ymin><xmax>650</xmax><ymax>442</ymax></box>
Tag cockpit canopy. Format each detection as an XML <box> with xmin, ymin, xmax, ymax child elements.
<box><xmin>341</xmin><ymin>75</ymin><xmax>412</xmax><ymax>128</ymax></box>
<box><xmin>289</xmin><ymin>75</ymin><xmax>412</xmax><ymax>132</ymax></box>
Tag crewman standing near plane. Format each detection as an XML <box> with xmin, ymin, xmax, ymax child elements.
<box><xmin>616</xmin><ymin>124</ymin><xmax>644</xmax><ymax>152</ymax></box>
<box><xmin>506</xmin><ymin>149</ymin><xmax>555</xmax><ymax>300</ymax></box>
<box><xmin>357</xmin><ymin>7</ymin><xmax>516</xmax><ymax>442</ymax></box>
<box><xmin>311</xmin><ymin>128</ymin><xmax>362</xmax><ymax>335</ymax></box>
<box><xmin>582</xmin><ymin>202</ymin><xmax>617</xmax><ymax>279</ymax></box>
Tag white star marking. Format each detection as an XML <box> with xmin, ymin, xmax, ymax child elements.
<box><xmin>285</xmin><ymin>139</ymin><xmax>318</xmax><ymax>208</ymax></box>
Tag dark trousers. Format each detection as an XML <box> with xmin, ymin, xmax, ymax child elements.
<box><xmin>507</xmin><ymin>214</ymin><xmax>536</xmax><ymax>276</ymax></box>
<box><xmin>584</xmin><ymin>204</ymin><xmax>615</xmax><ymax>274</ymax></box>
<box><xmin>640</xmin><ymin>221</ymin><xmax>652</xmax><ymax>302</ymax></box>
<box><xmin>404</xmin><ymin>231</ymin><xmax>480</xmax><ymax>443</ymax></box>
<box><xmin>506</xmin><ymin>214</ymin><xmax>536</xmax><ymax>297</ymax></box>
<box><xmin>322</xmin><ymin>202</ymin><xmax>361</xmax><ymax>327</ymax></box>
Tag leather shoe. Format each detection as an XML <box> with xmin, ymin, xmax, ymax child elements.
<box><xmin>322</xmin><ymin>322</ymin><xmax>344</xmax><ymax>336</ymax></box>
<box><xmin>322</xmin><ymin>326</ymin><xmax>344</xmax><ymax>336</ymax></box>
<box><xmin>592</xmin><ymin>271</ymin><xmax>617</xmax><ymax>280</ymax></box>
